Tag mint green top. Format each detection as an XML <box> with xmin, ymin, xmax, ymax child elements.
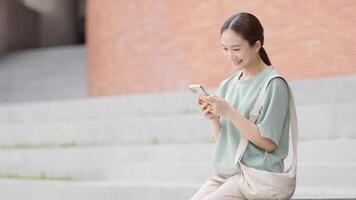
<box><xmin>212</xmin><ymin>66</ymin><xmax>290</xmax><ymax>175</ymax></box>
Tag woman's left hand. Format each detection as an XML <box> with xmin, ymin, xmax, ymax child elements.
<box><xmin>201</xmin><ymin>96</ymin><xmax>233</xmax><ymax>118</ymax></box>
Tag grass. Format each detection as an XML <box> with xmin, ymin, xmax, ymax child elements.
<box><xmin>0</xmin><ymin>142</ymin><xmax>81</xmax><ymax>149</ymax></box>
<box><xmin>139</xmin><ymin>109</ymin><xmax>199</xmax><ymax>116</ymax></box>
<box><xmin>0</xmin><ymin>174</ymin><xmax>76</xmax><ymax>181</ymax></box>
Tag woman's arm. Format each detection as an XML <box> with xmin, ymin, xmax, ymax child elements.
<box><xmin>203</xmin><ymin>96</ymin><xmax>277</xmax><ymax>152</ymax></box>
<box><xmin>210</xmin><ymin>117</ymin><xmax>221</xmax><ymax>142</ymax></box>
<box><xmin>226</xmin><ymin>108</ymin><xmax>276</xmax><ymax>152</ymax></box>
<box><xmin>198</xmin><ymin>97</ymin><xmax>221</xmax><ymax>142</ymax></box>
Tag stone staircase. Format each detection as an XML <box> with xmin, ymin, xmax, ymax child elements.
<box><xmin>0</xmin><ymin>80</ymin><xmax>355</xmax><ymax>199</ymax></box>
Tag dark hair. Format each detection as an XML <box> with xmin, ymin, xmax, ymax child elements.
<box><xmin>220</xmin><ymin>12</ymin><xmax>271</xmax><ymax>66</ymax></box>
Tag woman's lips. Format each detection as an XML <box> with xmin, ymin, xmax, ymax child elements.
<box><xmin>233</xmin><ymin>60</ymin><xmax>242</xmax><ymax>65</ymax></box>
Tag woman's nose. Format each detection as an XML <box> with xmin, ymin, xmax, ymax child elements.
<box><xmin>227</xmin><ymin>51</ymin><xmax>236</xmax><ymax>59</ymax></box>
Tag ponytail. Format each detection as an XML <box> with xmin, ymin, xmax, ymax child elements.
<box><xmin>259</xmin><ymin>47</ymin><xmax>271</xmax><ymax>66</ymax></box>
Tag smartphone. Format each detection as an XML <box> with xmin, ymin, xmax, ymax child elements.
<box><xmin>188</xmin><ymin>84</ymin><xmax>210</xmax><ymax>96</ymax></box>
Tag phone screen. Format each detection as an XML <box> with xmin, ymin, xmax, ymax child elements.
<box><xmin>188</xmin><ymin>85</ymin><xmax>209</xmax><ymax>96</ymax></box>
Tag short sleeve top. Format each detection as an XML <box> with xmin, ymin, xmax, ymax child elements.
<box><xmin>212</xmin><ymin>66</ymin><xmax>290</xmax><ymax>175</ymax></box>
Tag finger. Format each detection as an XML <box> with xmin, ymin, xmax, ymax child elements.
<box><xmin>200</xmin><ymin>95</ymin><xmax>210</xmax><ymax>102</ymax></box>
<box><xmin>203</xmin><ymin>108</ymin><xmax>211</xmax><ymax>116</ymax></box>
<box><xmin>199</xmin><ymin>102</ymin><xmax>208</xmax><ymax>111</ymax></box>
<box><xmin>199</xmin><ymin>102</ymin><xmax>206</xmax><ymax>108</ymax></box>
<box><xmin>199</xmin><ymin>95</ymin><xmax>206</xmax><ymax>101</ymax></box>
<box><xmin>203</xmin><ymin>108</ymin><xmax>208</xmax><ymax>115</ymax></box>
<box><xmin>197</xmin><ymin>98</ymin><xmax>203</xmax><ymax>106</ymax></box>
<box><xmin>198</xmin><ymin>96</ymin><xmax>209</xmax><ymax>105</ymax></box>
<box><xmin>204</xmin><ymin>106</ymin><xmax>212</xmax><ymax>113</ymax></box>
<box><xmin>200</xmin><ymin>98</ymin><xmax>208</xmax><ymax>105</ymax></box>
<box><xmin>199</xmin><ymin>97</ymin><xmax>207</xmax><ymax>105</ymax></box>
<box><xmin>207</xmin><ymin>106</ymin><xmax>216</xmax><ymax>114</ymax></box>
<box><xmin>204</xmin><ymin>96</ymin><xmax>216</xmax><ymax>103</ymax></box>
<box><xmin>205</xmin><ymin>112</ymin><xmax>214</xmax><ymax>118</ymax></box>
<box><xmin>203</xmin><ymin>105</ymin><xmax>211</xmax><ymax>112</ymax></box>
<box><xmin>199</xmin><ymin>104</ymin><xmax>205</xmax><ymax>111</ymax></box>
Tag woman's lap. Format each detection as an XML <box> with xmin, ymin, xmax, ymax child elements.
<box><xmin>190</xmin><ymin>173</ymin><xmax>246</xmax><ymax>200</ymax></box>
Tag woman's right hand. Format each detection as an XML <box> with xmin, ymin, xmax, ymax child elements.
<box><xmin>197</xmin><ymin>96</ymin><xmax>219</xmax><ymax>121</ymax></box>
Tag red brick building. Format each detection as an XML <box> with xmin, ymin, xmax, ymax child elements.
<box><xmin>87</xmin><ymin>0</ymin><xmax>356</xmax><ymax>96</ymax></box>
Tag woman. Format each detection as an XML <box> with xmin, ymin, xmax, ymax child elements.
<box><xmin>191</xmin><ymin>12</ymin><xmax>293</xmax><ymax>200</ymax></box>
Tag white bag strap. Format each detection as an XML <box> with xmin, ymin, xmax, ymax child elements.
<box><xmin>234</xmin><ymin>75</ymin><xmax>299</xmax><ymax>173</ymax></box>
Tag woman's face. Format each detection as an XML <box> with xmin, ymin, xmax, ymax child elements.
<box><xmin>221</xmin><ymin>29</ymin><xmax>260</xmax><ymax>71</ymax></box>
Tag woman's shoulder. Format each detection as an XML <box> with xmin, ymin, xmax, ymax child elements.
<box><xmin>264</xmin><ymin>68</ymin><xmax>290</xmax><ymax>94</ymax></box>
<box><xmin>265</xmin><ymin>67</ymin><xmax>288</xmax><ymax>85</ymax></box>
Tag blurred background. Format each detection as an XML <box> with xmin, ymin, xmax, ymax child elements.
<box><xmin>0</xmin><ymin>0</ymin><xmax>355</xmax><ymax>199</ymax></box>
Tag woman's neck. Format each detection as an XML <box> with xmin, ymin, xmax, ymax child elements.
<box><xmin>240</xmin><ymin>57</ymin><xmax>268</xmax><ymax>80</ymax></box>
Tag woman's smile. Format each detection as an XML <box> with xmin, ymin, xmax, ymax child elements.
<box><xmin>232</xmin><ymin>59</ymin><xmax>242</xmax><ymax>66</ymax></box>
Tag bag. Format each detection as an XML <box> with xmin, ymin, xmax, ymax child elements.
<box><xmin>234</xmin><ymin>74</ymin><xmax>299</xmax><ymax>200</ymax></box>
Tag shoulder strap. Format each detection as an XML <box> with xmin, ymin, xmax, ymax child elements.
<box><xmin>234</xmin><ymin>75</ymin><xmax>299</xmax><ymax>173</ymax></box>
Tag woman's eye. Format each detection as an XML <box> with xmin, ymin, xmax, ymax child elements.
<box><xmin>222</xmin><ymin>48</ymin><xmax>228</xmax><ymax>51</ymax></box>
<box><xmin>234</xmin><ymin>49</ymin><xmax>240</xmax><ymax>51</ymax></box>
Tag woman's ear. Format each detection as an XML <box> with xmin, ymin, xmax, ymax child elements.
<box><xmin>253</xmin><ymin>40</ymin><xmax>262</xmax><ymax>53</ymax></box>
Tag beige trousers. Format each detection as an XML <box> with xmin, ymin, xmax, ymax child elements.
<box><xmin>190</xmin><ymin>173</ymin><xmax>246</xmax><ymax>200</ymax></box>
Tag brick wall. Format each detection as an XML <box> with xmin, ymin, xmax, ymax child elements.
<box><xmin>87</xmin><ymin>0</ymin><xmax>356</xmax><ymax>96</ymax></box>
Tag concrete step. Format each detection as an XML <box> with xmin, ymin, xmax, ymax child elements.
<box><xmin>0</xmin><ymin>179</ymin><xmax>197</xmax><ymax>200</ymax></box>
<box><xmin>0</xmin><ymin>84</ymin><xmax>355</xmax><ymax>124</ymax></box>
<box><xmin>0</xmin><ymin>102</ymin><xmax>355</xmax><ymax>147</ymax></box>
<box><xmin>0</xmin><ymin>179</ymin><xmax>354</xmax><ymax>200</ymax></box>
<box><xmin>0</xmin><ymin>45</ymin><xmax>86</xmax><ymax>103</ymax></box>
<box><xmin>0</xmin><ymin>91</ymin><xmax>201</xmax><ymax>122</ymax></box>
<box><xmin>297</xmin><ymin>102</ymin><xmax>356</xmax><ymax>139</ymax></box>
<box><xmin>1</xmin><ymin>160</ymin><xmax>354</xmax><ymax>188</ymax></box>
<box><xmin>0</xmin><ymin>139</ymin><xmax>355</xmax><ymax>187</ymax></box>
<box><xmin>0</xmin><ymin>115</ymin><xmax>211</xmax><ymax>146</ymax></box>
<box><xmin>107</xmin><ymin>162</ymin><xmax>356</xmax><ymax>188</ymax></box>
<box><xmin>291</xmin><ymin>74</ymin><xmax>356</xmax><ymax>106</ymax></box>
